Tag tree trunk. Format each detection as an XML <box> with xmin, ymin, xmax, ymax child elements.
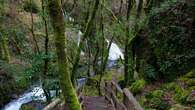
<box><xmin>0</xmin><ymin>43</ymin><xmax>4</xmax><ymax>60</ymax></box>
<box><xmin>0</xmin><ymin>36</ymin><xmax>10</xmax><ymax>62</ymax></box>
<box><xmin>124</xmin><ymin>0</ymin><xmax>134</xmax><ymax>87</ymax></box>
<box><xmin>47</xmin><ymin>0</ymin><xmax>82</xmax><ymax>110</ymax></box>
<box><xmin>41</xmin><ymin>0</ymin><xmax>51</xmax><ymax>103</ymax></box>
<box><xmin>30</xmin><ymin>0</ymin><xmax>40</xmax><ymax>53</ymax></box>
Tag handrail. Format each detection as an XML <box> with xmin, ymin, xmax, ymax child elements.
<box><xmin>43</xmin><ymin>98</ymin><xmax>61</xmax><ymax>110</ymax></box>
<box><xmin>104</xmin><ymin>80</ymin><xmax>143</xmax><ymax>110</ymax></box>
<box><xmin>43</xmin><ymin>85</ymin><xmax>84</xmax><ymax>110</ymax></box>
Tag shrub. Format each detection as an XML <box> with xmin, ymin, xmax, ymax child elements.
<box><xmin>130</xmin><ymin>79</ymin><xmax>146</xmax><ymax>94</ymax></box>
<box><xmin>145</xmin><ymin>90</ymin><xmax>170</xmax><ymax>110</ymax></box>
<box><xmin>139</xmin><ymin>60</ymin><xmax>158</xmax><ymax>81</ymax></box>
<box><xmin>161</xmin><ymin>82</ymin><xmax>178</xmax><ymax>91</ymax></box>
<box><xmin>23</xmin><ymin>0</ymin><xmax>39</xmax><ymax>13</ymax></box>
<box><xmin>173</xmin><ymin>86</ymin><xmax>189</xmax><ymax>104</ymax></box>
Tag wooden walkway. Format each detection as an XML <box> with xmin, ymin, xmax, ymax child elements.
<box><xmin>83</xmin><ymin>96</ymin><xmax>114</xmax><ymax>110</ymax></box>
<box><xmin>43</xmin><ymin>80</ymin><xmax>143</xmax><ymax>110</ymax></box>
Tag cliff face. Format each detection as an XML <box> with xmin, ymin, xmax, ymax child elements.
<box><xmin>134</xmin><ymin>0</ymin><xmax>195</xmax><ymax>81</ymax></box>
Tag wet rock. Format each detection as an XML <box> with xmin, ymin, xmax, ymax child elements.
<box><xmin>20</xmin><ymin>101</ymin><xmax>45</xmax><ymax>110</ymax></box>
<box><xmin>11</xmin><ymin>94</ymin><xmax>19</xmax><ymax>99</ymax></box>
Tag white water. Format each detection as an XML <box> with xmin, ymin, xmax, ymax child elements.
<box><xmin>2</xmin><ymin>87</ymin><xmax>46</xmax><ymax>110</ymax></box>
<box><xmin>2</xmin><ymin>78</ymin><xmax>87</xmax><ymax>110</ymax></box>
<box><xmin>106</xmin><ymin>39</ymin><xmax>124</xmax><ymax>61</ymax></box>
<box><xmin>77</xmin><ymin>31</ymin><xmax>124</xmax><ymax>60</ymax></box>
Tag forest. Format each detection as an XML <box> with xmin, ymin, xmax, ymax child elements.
<box><xmin>0</xmin><ymin>0</ymin><xmax>195</xmax><ymax>110</ymax></box>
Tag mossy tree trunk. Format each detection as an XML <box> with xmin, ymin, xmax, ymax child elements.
<box><xmin>124</xmin><ymin>0</ymin><xmax>144</xmax><ymax>87</ymax></box>
<box><xmin>0</xmin><ymin>43</ymin><xmax>4</xmax><ymax>60</ymax></box>
<box><xmin>124</xmin><ymin>0</ymin><xmax>134</xmax><ymax>87</ymax></box>
<box><xmin>41</xmin><ymin>0</ymin><xmax>51</xmax><ymax>103</ymax></box>
<box><xmin>47</xmin><ymin>0</ymin><xmax>82</xmax><ymax>110</ymax></box>
<box><xmin>30</xmin><ymin>0</ymin><xmax>40</xmax><ymax>53</ymax></box>
<box><xmin>0</xmin><ymin>36</ymin><xmax>10</xmax><ymax>62</ymax></box>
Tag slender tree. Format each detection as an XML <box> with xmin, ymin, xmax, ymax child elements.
<box><xmin>47</xmin><ymin>0</ymin><xmax>82</xmax><ymax>110</ymax></box>
<box><xmin>30</xmin><ymin>0</ymin><xmax>40</xmax><ymax>53</ymax></box>
<box><xmin>124</xmin><ymin>0</ymin><xmax>134</xmax><ymax>87</ymax></box>
<box><xmin>41</xmin><ymin>0</ymin><xmax>51</xmax><ymax>103</ymax></box>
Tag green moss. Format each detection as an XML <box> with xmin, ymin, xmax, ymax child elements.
<box><xmin>21</xmin><ymin>105</ymin><xmax>36</xmax><ymax>110</ymax></box>
<box><xmin>130</xmin><ymin>79</ymin><xmax>146</xmax><ymax>94</ymax></box>
<box><xmin>139</xmin><ymin>96</ymin><xmax>147</xmax><ymax>106</ymax></box>
<box><xmin>186</xmin><ymin>79</ymin><xmax>195</xmax><ymax>86</ymax></box>
<box><xmin>83</xmin><ymin>85</ymin><xmax>99</xmax><ymax>96</ymax></box>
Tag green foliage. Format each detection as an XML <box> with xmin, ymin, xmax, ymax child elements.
<box><xmin>0</xmin><ymin>61</ymin><xmax>29</xmax><ymax>107</ymax></box>
<box><xmin>161</xmin><ymin>82</ymin><xmax>178</xmax><ymax>91</ymax></box>
<box><xmin>173</xmin><ymin>85</ymin><xmax>189</xmax><ymax>104</ymax></box>
<box><xmin>136</xmin><ymin>0</ymin><xmax>195</xmax><ymax>81</ymax></box>
<box><xmin>145</xmin><ymin>90</ymin><xmax>170</xmax><ymax>110</ymax></box>
<box><xmin>130</xmin><ymin>79</ymin><xmax>146</xmax><ymax>94</ymax></box>
<box><xmin>140</xmin><ymin>60</ymin><xmax>158</xmax><ymax>81</ymax></box>
<box><xmin>83</xmin><ymin>85</ymin><xmax>99</xmax><ymax>96</ymax></box>
<box><xmin>161</xmin><ymin>82</ymin><xmax>189</xmax><ymax>104</ymax></box>
<box><xmin>169</xmin><ymin>104</ymin><xmax>185</xmax><ymax>110</ymax></box>
<box><xmin>23</xmin><ymin>0</ymin><xmax>39</xmax><ymax>13</ymax></box>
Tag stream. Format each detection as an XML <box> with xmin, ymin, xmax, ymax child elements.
<box><xmin>2</xmin><ymin>35</ymin><xmax>124</xmax><ymax>110</ymax></box>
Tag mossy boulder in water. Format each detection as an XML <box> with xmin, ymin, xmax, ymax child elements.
<box><xmin>20</xmin><ymin>101</ymin><xmax>45</xmax><ymax>110</ymax></box>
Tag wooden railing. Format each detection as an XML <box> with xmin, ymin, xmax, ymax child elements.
<box><xmin>104</xmin><ymin>80</ymin><xmax>143</xmax><ymax>110</ymax></box>
<box><xmin>43</xmin><ymin>86</ymin><xmax>84</xmax><ymax>110</ymax></box>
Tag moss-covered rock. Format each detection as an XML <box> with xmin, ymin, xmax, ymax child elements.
<box><xmin>20</xmin><ymin>105</ymin><xmax>36</xmax><ymax>110</ymax></box>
